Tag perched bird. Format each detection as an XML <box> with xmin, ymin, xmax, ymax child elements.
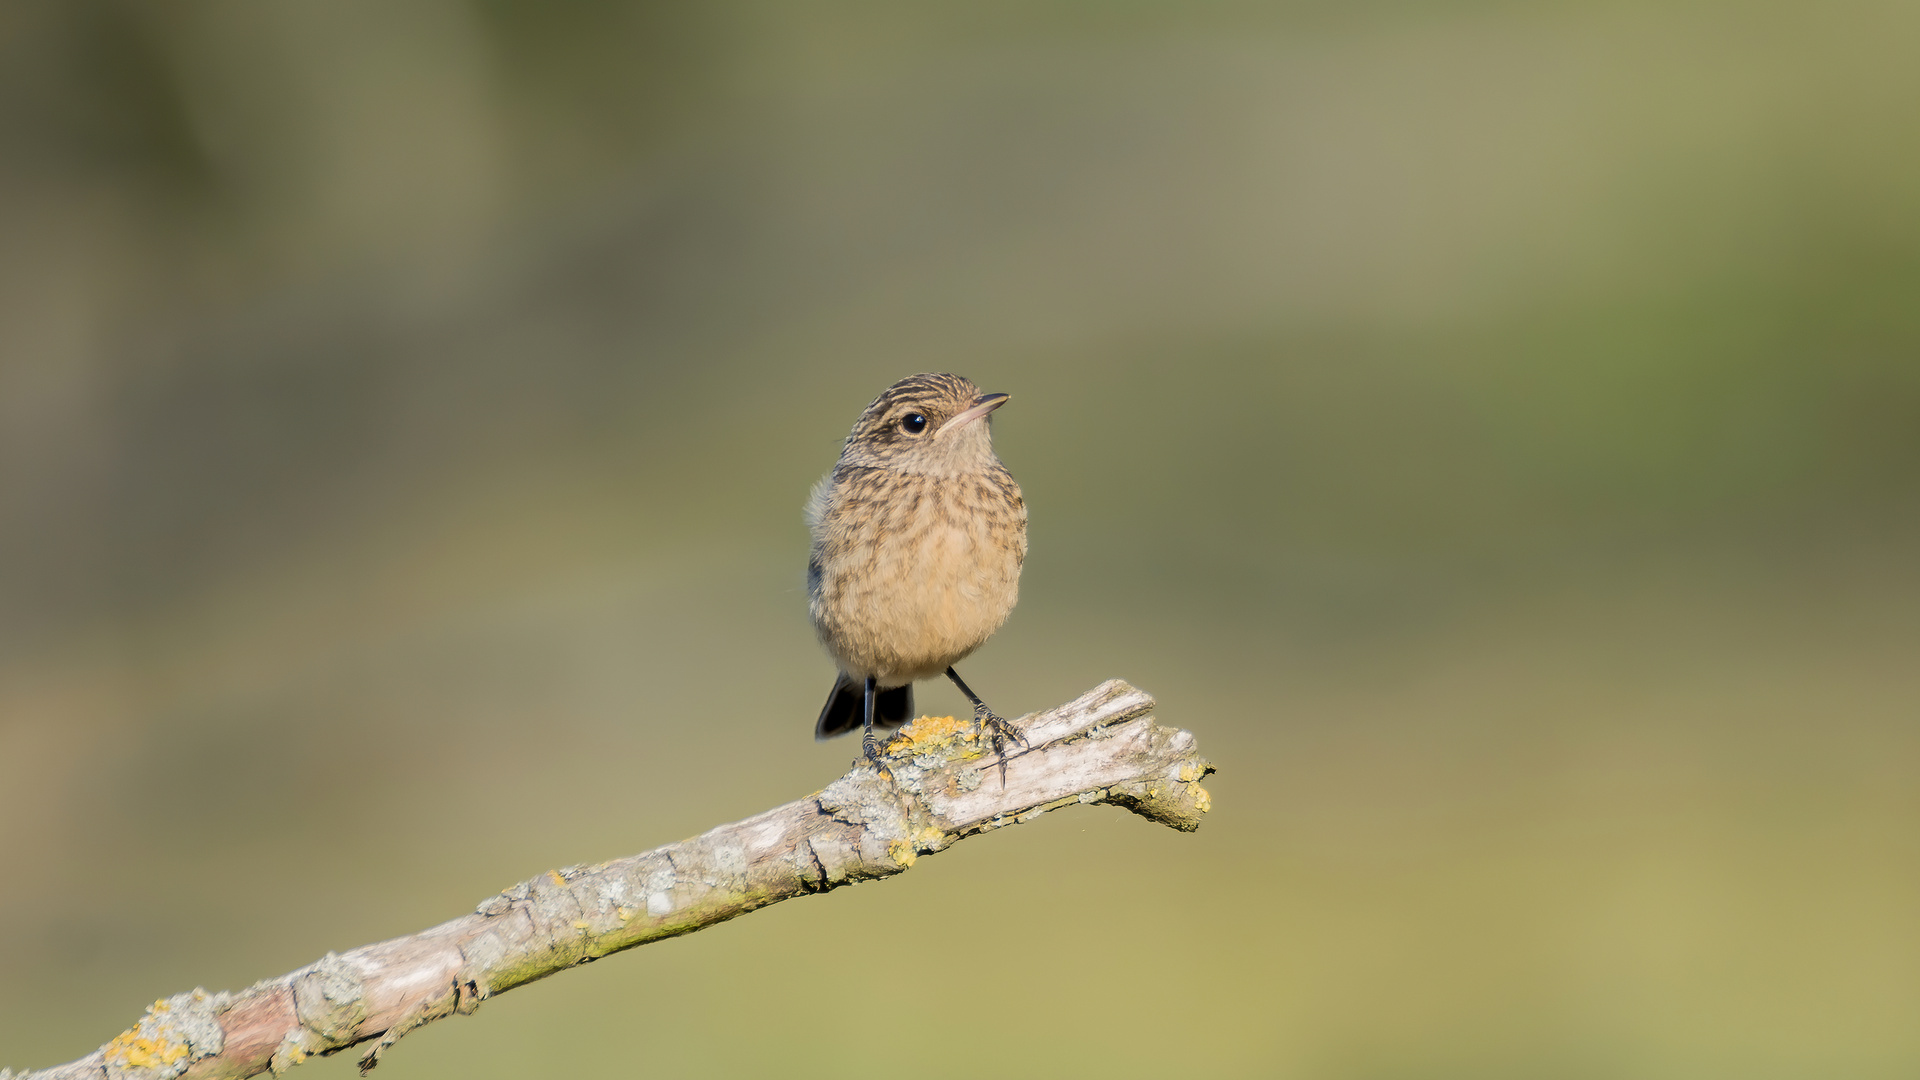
<box><xmin>807</xmin><ymin>372</ymin><xmax>1028</xmax><ymax>767</ymax></box>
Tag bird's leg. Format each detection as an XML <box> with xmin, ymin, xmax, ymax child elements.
<box><xmin>858</xmin><ymin>676</ymin><xmax>898</xmax><ymax>784</ymax></box>
<box><xmin>945</xmin><ymin>666</ymin><xmax>1027</xmax><ymax>787</ymax></box>
<box><xmin>860</xmin><ymin>675</ymin><xmax>880</xmax><ymax>761</ymax></box>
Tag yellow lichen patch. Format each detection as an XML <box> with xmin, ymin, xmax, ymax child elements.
<box><xmin>887</xmin><ymin>840</ymin><xmax>918</xmax><ymax>868</ymax></box>
<box><xmin>886</xmin><ymin>714</ymin><xmax>968</xmax><ymax>754</ymax></box>
<box><xmin>548</xmin><ymin>870</ymin><xmax>567</xmax><ymax>888</ymax></box>
<box><xmin>1192</xmin><ymin>784</ymin><xmax>1212</xmax><ymax>813</ymax></box>
<box><xmin>104</xmin><ymin>1030</ymin><xmax>190</xmax><ymax>1069</ymax></box>
<box><xmin>572</xmin><ymin>920</ymin><xmax>591</xmax><ymax>931</ymax></box>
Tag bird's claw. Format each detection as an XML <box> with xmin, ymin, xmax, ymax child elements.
<box><xmin>860</xmin><ymin>728</ymin><xmax>903</xmax><ymax>790</ymax></box>
<box><xmin>974</xmin><ymin>707</ymin><xmax>1028</xmax><ymax>788</ymax></box>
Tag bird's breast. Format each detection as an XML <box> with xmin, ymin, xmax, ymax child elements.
<box><xmin>808</xmin><ymin>467</ymin><xmax>1025</xmax><ymax>683</ymax></box>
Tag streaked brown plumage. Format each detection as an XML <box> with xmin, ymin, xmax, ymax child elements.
<box><xmin>807</xmin><ymin>373</ymin><xmax>1027</xmax><ymax>762</ymax></box>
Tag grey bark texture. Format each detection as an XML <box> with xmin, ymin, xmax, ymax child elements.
<box><xmin>5</xmin><ymin>679</ymin><xmax>1212</xmax><ymax>1080</ymax></box>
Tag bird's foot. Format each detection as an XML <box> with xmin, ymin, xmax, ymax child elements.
<box><xmin>859</xmin><ymin>727</ymin><xmax>902</xmax><ymax>790</ymax></box>
<box><xmin>973</xmin><ymin>706</ymin><xmax>1029</xmax><ymax>788</ymax></box>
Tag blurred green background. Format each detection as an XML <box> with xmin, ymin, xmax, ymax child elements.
<box><xmin>3</xmin><ymin>1</ymin><xmax>1918</xmax><ymax>1076</ymax></box>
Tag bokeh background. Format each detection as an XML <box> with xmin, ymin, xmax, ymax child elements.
<box><xmin>3</xmin><ymin>1</ymin><xmax>1918</xmax><ymax>1076</ymax></box>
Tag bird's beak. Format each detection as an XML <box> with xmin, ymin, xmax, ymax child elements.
<box><xmin>938</xmin><ymin>393</ymin><xmax>1010</xmax><ymax>435</ymax></box>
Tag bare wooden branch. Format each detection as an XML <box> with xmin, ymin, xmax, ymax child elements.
<box><xmin>5</xmin><ymin>680</ymin><xmax>1212</xmax><ymax>1080</ymax></box>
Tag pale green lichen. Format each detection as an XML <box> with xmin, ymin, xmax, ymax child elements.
<box><xmin>269</xmin><ymin>951</ymin><xmax>368</xmax><ymax>1074</ymax></box>
<box><xmin>101</xmin><ymin>988</ymin><xmax>224</xmax><ymax>1080</ymax></box>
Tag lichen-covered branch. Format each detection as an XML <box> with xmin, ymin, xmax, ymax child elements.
<box><xmin>5</xmin><ymin>680</ymin><xmax>1212</xmax><ymax>1080</ymax></box>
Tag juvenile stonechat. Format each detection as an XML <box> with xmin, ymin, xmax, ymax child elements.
<box><xmin>807</xmin><ymin>373</ymin><xmax>1028</xmax><ymax>768</ymax></box>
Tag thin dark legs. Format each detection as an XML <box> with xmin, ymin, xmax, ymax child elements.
<box><xmin>851</xmin><ymin>669</ymin><xmax>1023</xmax><ymax>787</ymax></box>
<box><xmin>860</xmin><ymin>675</ymin><xmax>880</xmax><ymax>762</ymax></box>
<box><xmin>945</xmin><ymin>666</ymin><xmax>1028</xmax><ymax>785</ymax></box>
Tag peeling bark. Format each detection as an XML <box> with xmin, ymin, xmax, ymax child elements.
<box><xmin>5</xmin><ymin>680</ymin><xmax>1212</xmax><ymax>1080</ymax></box>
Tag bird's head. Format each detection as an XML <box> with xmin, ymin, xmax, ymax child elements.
<box><xmin>838</xmin><ymin>372</ymin><xmax>1010</xmax><ymax>475</ymax></box>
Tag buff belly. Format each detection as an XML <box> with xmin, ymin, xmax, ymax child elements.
<box><xmin>810</xmin><ymin>517</ymin><xmax>1022</xmax><ymax>687</ymax></box>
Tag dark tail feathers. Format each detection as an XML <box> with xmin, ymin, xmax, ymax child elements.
<box><xmin>814</xmin><ymin>674</ymin><xmax>914</xmax><ymax>740</ymax></box>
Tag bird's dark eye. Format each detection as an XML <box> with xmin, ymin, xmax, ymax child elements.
<box><xmin>900</xmin><ymin>413</ymin><xmax>928</xmax><ymax>435</ymax></box>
